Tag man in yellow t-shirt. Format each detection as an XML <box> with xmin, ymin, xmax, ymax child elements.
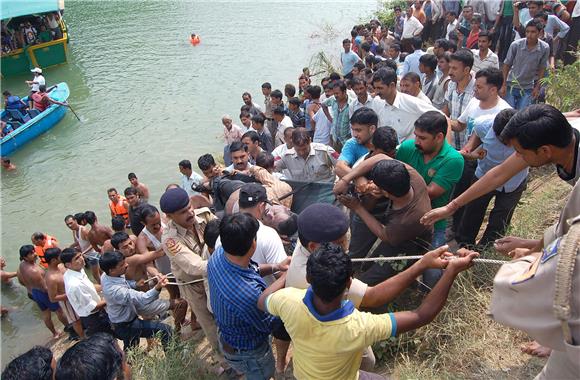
<box><xmin>258</xmin><ymin>244</ymin><xmax>477</xmax><ymax>380</ymax></box>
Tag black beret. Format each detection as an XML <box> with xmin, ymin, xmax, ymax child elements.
<box><xmin>239</xmin><ymin>183</ymin><xmax>268</xmax><ymax>209</ymax></box>
<box><xmin>159</xmin><ymin>188</ymin><xmax>190</xmax><ymax>213</ymax></box>
<box><xmin>298</xmin><ymin>203</ymin><xmax>348</xmax><ymax>243</ymax></box>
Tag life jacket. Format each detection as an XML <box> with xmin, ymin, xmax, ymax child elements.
<box><xmin>109</xmin><ymin>196</ymin><xmax>129</xmax><ymax>223</ymax></box>
<box><xmin>5</xmin><ymin>96</ymin><xmax>24</xmax><ymax>111</ymax></box>
<box><xmin>31</xmin><ymin>92</ymin><xmax>49</xmax><ymax>112</ymax></box>
<box><xmin>34</xmin><ymin>235</ymin><xmax>58</xmax><ymax>269</ymax></box>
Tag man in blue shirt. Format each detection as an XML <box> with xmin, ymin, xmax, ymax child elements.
<box><xmin>207</xmin><ymin>213</ymin><xmax>288</xmax><ymax>379</ymax></box>
<box><xmin>402</xmin><ymin>37</ymin><xmax>425</xmax><ymax>77</ymax></box>
<box><xmin>340</xmin><ymin>38</ymin><xmax>361</xmax><ymax>78</ymax></box>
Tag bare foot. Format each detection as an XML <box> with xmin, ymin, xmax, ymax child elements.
<box><xmin>521</xmin><ymin>341</ymin><xmax>552</xmax><ymax>357</ymax></box>
<box><xmin>52</xmin><ymin>331</ymin><xmax>64</xmax><ymax>339</ymax></box>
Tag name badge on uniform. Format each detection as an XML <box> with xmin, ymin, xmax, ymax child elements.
<box><xmin>511</xmin><ymin>255</ymin><xmax>541</xmax><ymax>285</ymax></box>
<box><xmin>427</xmin><ymin>168</ymin><xmax>436</xmax><ymax>178</ymax></box>
<box><xmin>541</xmin><ymin>237</ymin><xmax>561</xmax><ymax>264</ymax></box>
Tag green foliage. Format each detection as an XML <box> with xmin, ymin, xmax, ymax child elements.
<box><xmin>127</xmin><ymin>337</ymin><xmax>218</xmax><ymax>380</ymax></box>
<box><xmin>539</xmin><ymin>58</ymin><xmax>580</xmax><ymax>112</ymax></box>
<box><xmin>375</xmin><ymin>0</ymin><xmax>408</xmax><ymax>29</ymax></box>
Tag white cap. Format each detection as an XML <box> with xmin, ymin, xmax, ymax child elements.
<box><xmin>31</xmin><ymin>67</ymin><xmax>42</xmax><ymax>73</ymax></box>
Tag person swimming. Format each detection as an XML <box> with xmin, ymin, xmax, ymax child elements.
<box><xmin>190</xmin><ymin>33</ymin><xmax>200</xmax><ymax>45</ymax></box>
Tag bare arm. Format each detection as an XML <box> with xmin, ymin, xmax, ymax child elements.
<box><xmin>257</xmin><ymin>272</ymin><xmax>287</xmax><ymax>312</ymax></box>
<box><xmin>334</xmin><ymin>160</ymin><xmax>352</xmax><ymax>178</ymax></box>
<box><xmin>46</xmin><ymin>278</ymin><xmax>67</xmax><ymax>303</ymax></box>
<box><xmin>1</xmin><ymin>270</ymin><xmax>18</xmax><ymax>282</ymax></box>
<box><xmin>426</xmin><ymin>182</ymin><xmax>447</xmax><ymax>200</ymax></box>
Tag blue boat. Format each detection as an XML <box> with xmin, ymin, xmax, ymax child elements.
<box><xmin>1</xmin><ymin>82</ymin><xmax>69</xmax><ymax>156</ymax></box>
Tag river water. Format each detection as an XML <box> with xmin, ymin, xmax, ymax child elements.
<box><xmin>0</xmin><ymin>0</ymin><xmax>377</xmax><ymax>365</ymax></box>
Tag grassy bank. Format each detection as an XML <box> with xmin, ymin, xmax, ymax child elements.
<box><xmin>373</xmin><ymin>168</ymin><xmax>571</xmax><ymax>379</ymax></box>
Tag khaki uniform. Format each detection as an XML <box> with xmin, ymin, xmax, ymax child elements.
<box><xmin>276</xmin><ymin>142</ymin><xmax>338</xmax><ymax>182</ymax></box>
<box><xmin>490</xmin><ymin>214</ymin><xmax>580</xmax><ymax>379</ymax></box>
<box><xmin>161</xmin><ymin>207</ymin><xmax>220</xmax><ymax>352</ymax></box>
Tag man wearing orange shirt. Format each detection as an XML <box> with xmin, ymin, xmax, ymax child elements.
<box><xmin>31</xmin><ymin>232</ymin><xmax>59</xmax><ymax>268</ymax></box>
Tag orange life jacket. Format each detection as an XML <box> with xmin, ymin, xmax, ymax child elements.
<box><xmin>34</xmin><ymin>235</ymin><xmax>58</xmax><ymax>269</ymax></box>
<box><xmin>109</xmin><ymin>196</ymin><xmax>129</xmax><ymax>223</ymax></box>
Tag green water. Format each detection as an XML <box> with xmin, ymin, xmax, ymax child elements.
<box><xmin>0</xmin><ymin>0</ymin><xmax>377</xmax><ymax>365</ymax></box>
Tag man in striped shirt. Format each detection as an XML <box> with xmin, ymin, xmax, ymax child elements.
<box><xmin>207</xmin><ymin>213</ymin><xmax>288</xmax><ymax>379</ymax></box>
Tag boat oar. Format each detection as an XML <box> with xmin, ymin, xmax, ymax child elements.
<box><xmin>65</xmin><ymin>102</ymin><xmax>81</xmax><ymax>122</ymax></box>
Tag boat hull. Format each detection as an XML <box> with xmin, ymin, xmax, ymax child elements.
<box><xmin>1</xmin><ymin>83</ymin><xmax>70</xmax><ymax>156</ymax></box>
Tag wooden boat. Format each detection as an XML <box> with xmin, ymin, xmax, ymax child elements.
<box><xmin>1</xmin><ymin>82</ymin><xmax>69</xmax><ymax>156</ymax></box>
<box><xmin>1</xmin><ymin>0</ymin><xmax>69</xmax><ymax>77</ymax></box>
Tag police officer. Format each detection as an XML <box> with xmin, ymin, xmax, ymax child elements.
<box><xmin>275</xmin><ymin>128</ymin><xmax>338</xmax><ymax>182</ymax></box>
<box><xmin>160</xmin><ymin>188</ymin><xmax>220</xmax><ymax>354</ymax></box>
<box><xmin>490</xmin><ymin>214</ymin><xmax>580</xmax><ymax>379</ymax></box>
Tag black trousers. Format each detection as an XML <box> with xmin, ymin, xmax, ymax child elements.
<box><xmin>563</xmin><ymin>16</ymin><xmax>580</xmax><ymax>66</ymax></box>
<box><xmin>80</xmin><ymin>309</ymin><xmax>115</xmax><ymax>336</ymax></box>
<box><xmin>495</xmin><ymin>16</ymin><xmax>514</xmax><ymax>64</ymax></box>
<box><xmin>451</xmin><ymin>160</ymin><xmax>478</xmax><ymax>235</ymax></box>
<box><xmin>456</xmin><ymin>177</ymin><xmax>527</xmax><ymax>249</ymax></box>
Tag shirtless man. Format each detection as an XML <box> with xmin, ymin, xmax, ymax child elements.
<box><xmin>44</xmin><ymin>248</ymin><xmax>84</xmax><ymax>338</ymax></box>
<box><xmin>17</xmin><ymin>245</ymin><xmax>67</xmax><ymax>338</ymax></box>
<box><xmin>1</xmin><ymin>158</ymin><xmax>16</xmax><ymax>171</ymax></box>
<box><xmin>64</xmin><ymin>214</ymin><xmax>101</xmax><ymax>284</ymax></box>
<box><xmin>128</xmin><ymin>172</ymin><xmax>150</xmax><ymax>202</ymax></box>
<box><xmin>101</xmin><ymin>216</ymin><xmax>128</xmax><ymax>253</ymax></box>
<box><xmin>110</xmin><ymin>231</ymin><xmax>162</xmax><ymax>283</ymax></box>
<box><xmin>85</xmin><ymin>211</ymin><xmax>113</xmax><ymax>284</ymax></box>
<box><xmin>1</xmin><ymin>257</ymin><xmax>17</xmax><ymax>316</ymax></box>
<box><xmin>136</xmin><ymin>204</ymin><xmax>191</xmax><ymax>332</ymax></box>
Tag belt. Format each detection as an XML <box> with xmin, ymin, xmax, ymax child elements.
<box><xmin>113</xmin><ymin>315</ymin><xmax>138</xmax><ymax>327</ymax></box>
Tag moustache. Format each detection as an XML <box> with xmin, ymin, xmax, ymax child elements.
<box><xmin>415</xmin><ymin>144</ymin><xmax>423</xmax><ymax>151</ymax></box>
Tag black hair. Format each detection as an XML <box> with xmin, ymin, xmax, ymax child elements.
<box><xmin>256</xmin><ymin>152</ymin><xmax>275</xmax><ymax>170</ymax></box>
<box><xmin>178</xmin><ymin>159</ymin><xmax>192</xmax><ymax>170</ymax></box>
<box><xmin>372</xmin><ymin>68</ymin><xmax>397</xmax><ymax>86</ymax></box>
<box><xmin>306</xmin><ymin>243</ymin><xmax>353</xmax><ymax>303</ymax></box>
<box><xmin>39</xmin><ymin>84</ymin><xmax>46</xmax><ymax>92</ymax></box>
<box><xmin>331</xmin><ymin>79</ymin><xmax>347</xmax><ymax>93</ymax></box>
<box><xmin>373</xmin><ymin>126</ymin><xmax>398</xmax><ymax>154</ymax></box>
<box><xmin>123</xmin><ymin>187</ymin><xmax>138</xmax><ymax>197</ymax></box>
<box><xmin>261</xmin><ymin>82</ymin><xmax>271</xmax><ymax>89</ymax></box>
<box><xmin>1</xmin><ymin>346</ymin><xmax>54</xmax><ymax>380</ymax></box>
<box><xmin>271</xmin><ymin>89</ymin><xmax>283</xmax><ymax>100</ymax></box>
<box><xmin>288</xmin><ymin>97</ymin><xmax>301</xmax><ymax>106</ymax></box>
<box><xmin>376</xmin><ymin>45</ymin><xmax>384</xmax><ymax>56</ymax></box>
<box><xmin>240</xmin><ymin>104</ymin><xmax>251</xmax><ymax>113</ymax></box>
<box><xmin>19</xmin><ymin>245</ymin><xmax>35</xmax><ymax>260</ymax></box>
<box><xmin>242</xmin><ymin>130</ymin><xmax>260</xmax><ymax>144</ymax></box>
<box><xmin>478</xmin><ymin>30</ymin><xmax>491</xmax><ymax>41</ymax></box>
<box><xmin>414</xmin><ymin>111</ymin><xmax>448</xmax><ymax>137</ymax></box>
<box><xmin>99</xmin><ymin>251</ymin><xmax>124</xmax><ymax>275</ymax></box>
<box><xmin>305</xmin><ymin>85</ymin><xmax>321</xmax><ymax>99</ymax></box>
<box><xmin>500</xmin><ymin>104</ymin><xmax>573</xmax><ymax>150</ymax></box>
<box><xmin>342</xmin><ymin>38</ymin><xmax>350</xmax><ymax>44</ymax></box>
<box><xmin>139</xmin><ymin>204</ymin><xmax>159</xmax><ymax>225</ymax></box>
<box><xmin>128</xmin><ymin>172</ymin><xmax>137</xmax><ymax>180</ymax></box>
<box><xmin>84</xmin><ymin>211</ymin><xmax>97</xmax><ymax>225</ymax></box>
<box><xmin>32</xmin><ymin>232</ymin><xmax>45</xmax><ymax>241</ymax></box>
<box><xmin>197</xmin><ymin>153</ymin><xmax>216</xmax><ymax>171</ymax></box>
<box><xmin>251</xmin><ymin>114</ymin><xmax>265</xmax><ymax>125</ymax></box>
<box><xmin>402</xmin><ymin>72</ymin><xmax>421</xmax><ymax>83</ymax></box>
<box><xmin>60</xmin><ymin>247</ymin><xmax>78</xmax><ymax>265</ymax></box>
<box><xmin>64</xmin><ymin>214</ymin><xmax>74</xmax><ymax>222</ymax></box>
<box><xmin>107</xmin><ymin>188</ymin><xmax>117</xmax><ymax>194</ymax></box>
<box><xmin>354</xmin><ymin>62</ymin><xmax>366</xmax><ymax>72</ymax></box>
<box><xmin>475</xmin><ymin>67</ymin><xmax>503</xmax><ymax>89</ymax></box>
<box><xmin>240</xmin><ymin>110</ymin><xmax>251</xmax><ymax>119</ymax></box>
<box><xmin>419</xmin><ymin>54</ymin><xmax>438</xmax><ymax>71</ymax></box>
<box><xmin>219</xmin><ymin>213</ymin><xmax>259</xmax><ymax>257</ymax></box>
<box><xmin>360</xmin><ymin>41</ymin><xmax>371</xmax><ymax>52</ymax></box>
<box><xmin>380</xmin><ymin>58</ymin><xmax>398</xmax><ymax>72</ymax></box>
<box><xmin>450</xmin><ymin>48</ymin><xmax>474</xmax><ymax>69</ymax></box>
<box><xmin>434</xmin><ymin>38</ymin><xmax>451</xmax><ymax>51</ymax></box>
<box><xmin>229</xmin><ymin>140</ymin><xmax>247</xmax><ymax>153</ymax></box>
<box><xmin>329</xmin><ymin>72</ymin><xmax>341</xmax><ymax>81</ymax></box>
<box><xmin>369</xmin><ymin>160</ymin><xmax>410</xmax><ymax>197</ymax></box>
<box><xmin>525</xmin><ymin>20</ymin><xmax>544</xmax><ymax>31</ymax></box>
<box><xmin>292</xmin><ymin>127</ymin><xmax>311</xmax><ymax>146</ymax></box>
<box><xmin>534</xmin><ymin>11</ymin><xmax>549</xmax><ymax>21</ymax></box>
<box><xmin>277</xmin><ymin>212</ymin><xmax>298</xmax><ymax>237</ymax></box>
<box><xmin>55</xmin><ymin>333</ymin><xmax>123</xmax><ymax>380</ymax></box>
<box><xmin>492</xmin><ymin>108</ymin><xmax>518</xmax><ymax>141</ymax></box>
<box><xmin>439</xmin><ymin>51</ymin><xmax>451</xmax><ymax>62</ymax></box>
<box><xmin>111</xmin><ymin>216</ymin><xmax>126</xmax><ymax>232</ymax></box>
<box><xmin>110</xmin><ymin>232</ymin><xmax>130</xmax><ymax>250</ymax></box>
<box><xmin>203</xmin><ymin>219</ymin><xmax>221</xmax><ymax>250</ymax></box>
<box><xmin>2</xmin><ymin>90</ymin><xmax>11</xmax><ymax>96</ymax></box>
<box><xmin>242</xmin><ymin>91</ymin><xmax>252</xmax><ymax>98</ymax></box>
<box><xmin>471</xmin><ymin>13</ymin><xmax>482</xmax><ymax>24</ymax></box>
<box><xmin>284</xmin><ymin>84</ymin><xmax>296</xmax><ymax>97</ymax></box>
<box><xmin>389</xmin><ymin>43</ymin><xmax>401</xmax><ymax>53</ymax></box>
<box><xmin>44</xmin><ymin>247</ymin><xmax>61</xmax><ymax>264</ymax></box>
<box><xmin>273</xmin><ymin>106</ymin><xmax>286</xmax><ymax>116</ymax></box>
<box><xmin>350</xmin><ymin>107</ymin><xmax>378</xmax><ymax>126</ymax></box>
<box><xmin>412</xmin><ymin>37</ymin><xmax>423</xmax><ymax>50</ymax></box>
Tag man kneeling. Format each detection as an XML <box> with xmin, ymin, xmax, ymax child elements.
<box><xmin>258</xmin><ymin>244</ymin><xmax>477</xmax><ymax>380</ymax></box>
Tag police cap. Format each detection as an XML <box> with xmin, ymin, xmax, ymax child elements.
<box><xmin>298</xmin><ymin>203</ymin><xmax>348</xmax><ymax>243</ymax></box>
<box><xmin>159</xmin><ymin>188</ymin><xmax>190</xmax><ymax>213</ymax></box>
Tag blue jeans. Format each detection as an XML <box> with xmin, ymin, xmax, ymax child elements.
<box><xmin>421</xmin><ymin>228</ymin><xmax>446</xmax><ymax>290</ymax></box>
<box><xmin>219</xmin><ymin>339</ymin><xmax>275</xmax><ymax>380</ymax></box>
<box><xmin>113</xmin><ymin>317</ymin><xmax>172</xmax><ymax>351</ymax></box>
<box><xmin>505</xmin><ymin>86</ymin><xmax>532</xmax><ymax>110</ymax></box>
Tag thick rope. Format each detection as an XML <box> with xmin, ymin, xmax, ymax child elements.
<box><xmin>351</xmin><ymin>256</ymin><xmax>508</xmax><ymax>265</ymax></box>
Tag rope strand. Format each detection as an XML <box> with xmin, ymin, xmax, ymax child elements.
<box><xmin>351</xmin><ymin>256</ymin><xmax>508</xmax><ymax>265</ymax></box>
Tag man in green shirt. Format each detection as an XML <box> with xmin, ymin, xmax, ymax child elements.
<box><xmin>396</xmin><ymin>111</ymin><xmax>464</xmax><ymax>286</ymax></box>
<box><xmin>38</xmin><ymin>25</ymin><xmax>52</xmax><ymax>43</ymax></box>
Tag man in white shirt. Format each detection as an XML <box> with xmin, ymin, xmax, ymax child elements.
<box><xmin>349</xmin><ymin>77</ymin><xmax>376</xmax><ymax>118</ymax></box>
<box><xmin>26</xmin><ymin>67</ymin><xmax>45</xmax><ymax>93</ymax></box>
<box><xmin>371</xmin><ymin>67</ymin><xmax>439</xmax><ymax>142</ymax></box>
<box><xmin>178</xmin><ymin>159</ymin><xmax>204</xmax><ymax>197</ymax></box>
<box><xmin>471</xmin><ymin>31</ymin><xmax>499</xmax><ymax>72</ymax></box>
<box><xmin>453</xmin><ymin>67</ymin><xmax>512</xmax><ymax>150</ymax></box>
<box><xmin>445</xmin><ymin>10</ymin><xmax>458</xmax><ymax>39</ymax></box>
<box><xmin>272</xmin><ymin>106</ymin><xmax>293</xmax><ymax>146</ymax></box>
<box><xmin>400</xmin><ymin>72</ymin><xmax>433</xmax><ymax>104</ymax></box>
<box><xmin>61</xmin><ymin>248</ymin><xmax>113</xmax><ymax>336</ymax></box>
<box><xmin>401</xmin><ymin>5</ymin><xmax>424</xmax><ymax>52</ymax></box>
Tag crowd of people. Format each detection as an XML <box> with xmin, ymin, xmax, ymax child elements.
<box><xmin>1</xmin><ymin>12</ymin><xmax>63</xmax><ymax>55</ymax></box>
<box><xmin>2</xmin><ymin>1</ymin><xmax>580</xmax><ymax>379</ymax></box>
